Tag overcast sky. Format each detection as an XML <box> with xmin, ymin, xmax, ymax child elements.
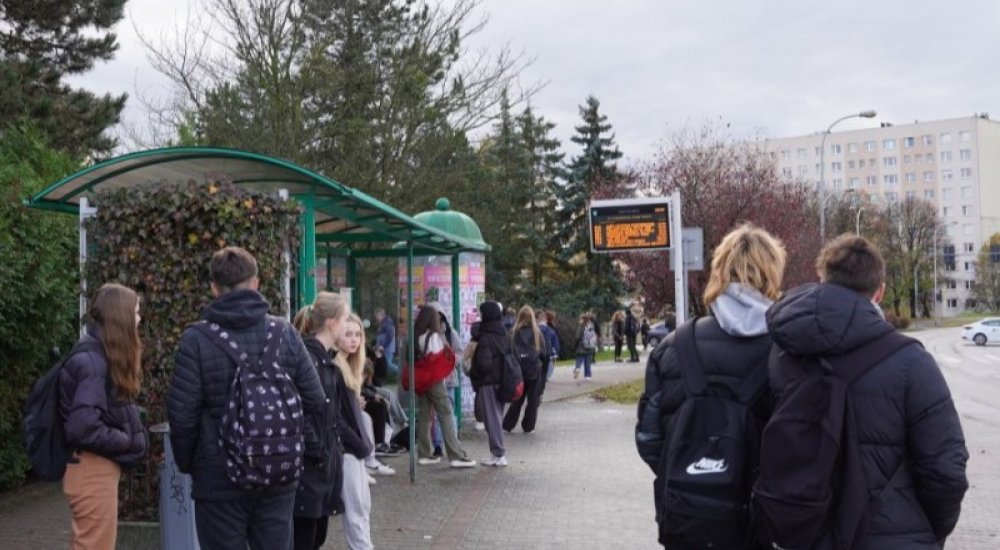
<box><xmin>69</xmin><ymin>0</ymin><xmax>1000</xmax><ymax>163</ymax></box>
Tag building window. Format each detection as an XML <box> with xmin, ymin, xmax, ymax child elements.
<box><xmin>940</xmin><ymin>132</ymin><xmax>952</xmax><ymax>144</ymax></box>
<box><xmin>769</xmin><ymin>152</ymin><xmax>777</xmax><ymax>161</ymax></box>
<box><xmin>947</xmin><ymin>280</ymin><xmax>958</xmax><ymax>289</ymax></box>
<box><xmin>798</xmin><ymin>148</ymin><xmax>807</xmax><ymax>159</ymax></box>
<box><xmin>905</xmin><ymin>172</ymin><xmax>916</xmax><ymax>183</ymax></box>
<box><xmin>885</xmin><ymin>192</ymin><xmax>898</xmax><ymax>202</ymax></box>
<box><xmin>815</xmin><ymin>146</ymin><xmax>822</xmax><ymax>156</ymax></box>
<box><xmin>883</xmin><ymin>174</ymin><xmax>898</xmax><ymax>185</ymax></box>
<box><xmin>858</xmin><ymin>159</ymin><xmax>866</xmax><ymax>168</ymax></box>
<box><xmin>925</xmin><ymin>153</ymin><xmax>934</xmax><ymax>163</ymax></box>
<box><xmin>942</xmin><ymin>188</ymin><xmax>952</xmax><ymax>199</ymax></box>
<box><xmin>941</xmin><ymin>169</ymin><xmax>953</xmax><ymax>181</ymax></box>
<box><xmin>903</xmin><ymin>136</ymin><xmax>915</xmax><ymax>148</ymax></box>
<box><xmin>782</xmin><ymin>167</ymin><xmax>792</xmax><ymax>177</ymax></box>
<box><xmin>923</xmin><ymin>135</ymin><xmax>934</xmax><ymax>145</ymax></box>
<box><xmin>962</xmin><ymin>187</ymin><xmax>973</xmax><ymax>198</ymax></box>
<box><xmin>965</xmin><ymin>261</ymin><xmax>974</xmax><ymax>271</ymax></box>
<box><xmin>883</xmin><ymin>157</ymin><xmax>897</xmax><ymax>168</ymax></box>
<box><xmin>924</xmin><ymin>189</ymin><xmax>936</xmax><ymax>199</ymax></box>
<box><xmin>848</xmin><ymin>177</ymin><xmax>860</xmax><ymax>189</ymax></box>
<box><xmin>867</xmin><ymin>176</ymin><xmax>878</xmax><ymax>187</ymax></box>
<box><xmin>962</xmin><ymin>205</ymin><xmax>973</xmax><ymax>216</ymax></box>
<box><xmin>942</xmin><ymin>206</ymin><xmax>951</xmax><ymax>217</ymax></box>
<box><xmin>798</xmin><ymin>165</ymin><xmax>808</xmax><ymax>176</ymax></box>
<box><xmin>848</xmin><ymin>142</ymin><xmax>859</xmax><ymax>153</ymax></box>
<box><xmin>959</xmin><ymin>130</ymin><xmax>972</xmax><ymax>142</ymax></box>
<box><xmin>944</xmin><ymin>245</ymin><xmax>956</xmax><ymax>271</ymax></box>
<box><xmin>831</xmin><ymin>178</ymin><xmax>842</xmax><ymax>189</ymax></box>
<box><xmin>964</xmin><ymin>243</ymin><xmax>975</xmax><ymax>253</ymax></box>
<box><xmin>905</xmin><ymin>191</ymin><xmax>916</xmax><ymax>200</ymax></box>
<box><xmin>947</xmin><ymin>299</ymin><xmax>958</xmax><ymax>308</ymax></box>
<box><xmin>864</xmin><ymin>141</ymin><xmax>876</xmax><ymax>152</ymax></box>
<box><xmin>832</xmin><ymin>161</ymin><xmax>843</xmax><ymax>172</ymax></box>
<box><xmin>882</xmin><ymin>139</ymin><xmax>896</xmax><ymax>150</ymax></box>
<box><xmin>924</xmin><ymin>171</ymin><xmax>935</xmax><ymax>182</ymax></box>
<box><xmin>966</xmin><ymin>280</ymin><xmax>976</xmax><ymax>290</ymax></box>
<box><xmin>959</xmin><ymin>149</ymin><xmax>972</xmax><ymax>161</ymax></box>
<box><xmin>781</xmin><ymin>150</ymin><xmax>790</xmax><ymax>160</ymax></box>
<box><xmin>831</xmin><ymin>144</ymin><xmax>842</xmax><ymax>154</ymax></box>
<box><xmin>960</xmin><ymin>167</ymin><xmax>972</xmax><ymax>179</ymax></box>
<box><xmin>848</xmin><ymin>160</ymin><xmax>856</xmax><ymax>169</ymax></box>
<box><xmin>940</xmin><ymin>151</ymin><xmax>952</xmax><ymax>162</ymax></box>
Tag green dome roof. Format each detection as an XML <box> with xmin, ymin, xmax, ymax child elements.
<box><xmin>413</xmin><ymin>198</ymin><xmax>486</xmax><ymax>247</ymax></box>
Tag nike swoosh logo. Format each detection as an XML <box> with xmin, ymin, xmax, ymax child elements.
<box><xmin>686</xmin><ymin>460</ymin><xmax>728</xmax><ymax>475</ymax></box>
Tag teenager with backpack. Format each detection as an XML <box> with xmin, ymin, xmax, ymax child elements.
<box><xmin>503</xmin><ymin>306</ymin><xmax>552</xmax><ymax>433</ymax></box>
<box><xmin>291</xmin><ymin>292</ymin><xmax>350</xmax><ymax>550</ymax></box>
<box><xmin>755</xmin><ymin>234</ymin><xmax>968</xmax><ymax>550</ymax></box>
<box><xmin>573</xmin><ymin>313</ymin><xmax>600</xmax><ymax>380</ymax></box>
<box><xmin>168</xmin><ymin>247</ymin><xmax>326</xmax><ymax>550</ymax></box>
<box><xmin>624</xmin><ymin>308</ymin><xmax>640</xmax><ymax>362</ymax></box>
<box><xmin>635</xmin><ymin>223</ymin><xmax>787</xmax><ymax>549</ymax></box>
<box><xmin>537</xmin><ymin>309</ymin><xmax>560</xmax><ymax>383</ymax></box>
<box><xmin>59</xmin><ymin>283</ymin><xmax>148</xmax><ymax>550</ymax></box>
<box><xmin>469</xmin><ymin>300</ymin><xmax>510</xmax><ymax>466</ymax></box>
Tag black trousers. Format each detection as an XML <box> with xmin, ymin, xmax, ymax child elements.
<box><xmin>626</xmin><ymin>335</ymin><xmax>639</xmax><ymax>361</ymax></box>
<box><xmin>292</xmin><ymin>516</ymin><xmax>329</xmax><ymax>550</ymax></box>
<box><xmin>502</xmin><ymin>375</ymin><xmax>545</xmax><ymax>433</ymax></box>
<box><xmin>195</xmin><ymin>489</ymin><xmax>296</xmax><ymax>550</ymax></box>
<box><xmin>613</xmin><ymin>337</ymin><xmax>623</xmax><ymax>359</ymax></box>
<box><xmin>364</xmin><ymin>397</ymin><xmax>389</xmax><ymax>445</ymax></box>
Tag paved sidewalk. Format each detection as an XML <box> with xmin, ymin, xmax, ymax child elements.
<box><xmin>0</xmin><ymin>358</ymin><xmax>651</xmax><ymax>550</ymax></box>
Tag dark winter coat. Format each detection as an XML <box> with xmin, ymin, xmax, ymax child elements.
<box><xmin>167</xmin><ymin>289</ymin><xmax>326</xmax><ymax>501</ymax></box>
<box><xmin>612</xmin><ymin>318</ymin><xmax>625</xmax><ymax>343</ymax></box>
<box><xmin>766</xmin><ymin>283</ymin><xmax>968</xmax><ymax>549</ymax></box>
<box><xmin>539</xmin><ymin>323</ymin><xmax>560</xmax><ymax>358</ymax></box>
<box><xmin>59</xmin><ymin>324</ymin><xmax>147</xmax><ymax>468</ymax></box>
<box><xmin>625</xmin><ymin>310</ymin><xmax>638</xmax><ymax>338</ymax></box>
<box><xmin>635</xmin><ymin>316</ymin><xmax>774</xmax><ymax>476</ymax></box>
<box><xmin>295</xmin><ymin>337</ymin><xmax>345</xmax><ymax>518</ymax></box>
<box><xmin>469</xmin><ymin>319</ymin><xmax>507</xmax><ymax>390</ymax></box>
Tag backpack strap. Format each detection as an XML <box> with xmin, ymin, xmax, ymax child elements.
<box><xmin>734</xmin><ymin>360</ymin><xmax>770</xmax><ymax>406</ymax></box>
<box><xmin>672</xmin><ymin>317</ymin><xmax>708</xmax><ymax>397</ymax></box>
<box><xmin>823</xmin><ymin>330</ymin><xmax>918</xmax><ymax>384</ymax></box>
<box><xmin>191</xmin><ymin>318</ymin><xmax>282</xmax><ymax>373</ymax></box>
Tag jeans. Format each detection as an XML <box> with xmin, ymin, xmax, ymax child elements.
<box><xmin>575</xmin><ymin>353</ymin><xmax>594</xmax><ymax>378</ymax></box>
<box><xmin>195</xmin><ymin>489</ymin><xmax>296</xmax><ymax>550</ymax></box>
<box><xmin>383</xmin><ymin>342</ymin><xmax>398</xmax><ymax>375</ymax></box>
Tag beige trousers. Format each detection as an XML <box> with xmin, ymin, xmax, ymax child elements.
<box><xmin>63</xmin><ymin>451</ymin><xmax>122</xmax><ymax>550</ymax></box>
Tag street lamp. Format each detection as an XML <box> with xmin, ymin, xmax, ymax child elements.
<box><xmin>819</xmin><ymin>110</ymin><xmax>877</xmax><ymax>240</ymax></box>
<box><xmin>855</xmin><ymin>206</ymin><xmax>864</xmax><ymax>235</ymax></box>
<box><xmin>934</xmin><ymin>221</ymin><xmax>959</xmax><ymax>327</ymax></box>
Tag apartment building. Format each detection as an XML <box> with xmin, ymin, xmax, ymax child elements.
<box><xmin>765</xmin><ymin>115</ymin><xmax>1000</xmax><ymax>317</ymax></box>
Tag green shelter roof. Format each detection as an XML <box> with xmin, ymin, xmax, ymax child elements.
<box><xmin>413</xmin><ymin>198</ymin><xmax>486</xmax><ymax>248</ymax></box>
<box><xmin>24</xmin><ymin>146</ymin><xmax>489</xmax><ymax>255</ymax></box>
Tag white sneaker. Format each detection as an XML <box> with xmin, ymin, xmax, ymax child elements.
<box><xmin>449</xmin><ymin>458</ymin><xmax>477</xmax><ymax>468</ymax></box>
<box><xmin>474</xmin><ymin>422</ymin><xmax>485</xmax><ymax>432</ymax></box>
<box><xmin>366</xmin><ymin>473</ymin><xmax>377</xmax><ymax>485</ymax></box>
<box><xmin>481</xmin><ymin>455</ymin><xmax>507</xmax><ymax>467</ymax></box>
<box><xmin>584</xmin><ymin>376</ymin><xmax>593</xmax><ymax>381</ymax></box>
<box><xmin>368</xmin><ymin>462</ymin><xmax>396</xmax><ymax>476</ymax></box>
<box><xmin>418</xmin><ymin>456</ymin><xmax>441</xmax><ymax>465</ymax></box>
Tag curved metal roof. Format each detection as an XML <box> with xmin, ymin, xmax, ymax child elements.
<box><xmin>24</xmin><ymin>146</ymin><xmax>489</xmax><ymax>254</ymax></box>
<box><xmin>413</xmin><ymin>198</ymin><xmax>486</xmax><ymax>247</ymax></box>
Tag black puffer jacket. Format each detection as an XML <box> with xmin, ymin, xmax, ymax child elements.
<box><xmin>59</xmin><ymin>324</ymin><xmax>147</xmax><ymax>468</ymax></box>
<box><xmin>295</xmin><ymin>337</ymin><xmax>344</xmax><ymax>518</ymax></box>
<box><xmin>469</xmin><ymin>321</ymin><xmax>507</xmax><ymax>390</ymax></box>
<box><xmin>635</xmin><ymin>316</ymin><xmax>774</xmax><ymax>474</ymax></box>
<box><xmin>167</xmin><ymin>289</ymin><xmax>326</xmax><ymax>501</ymax></box>
<box><xmin>767</xmin><ymin>283</ymin><xmax>968</xmax><ymax>549</ymax></box>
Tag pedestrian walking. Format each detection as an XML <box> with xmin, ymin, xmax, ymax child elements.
<box><xmin>537</xmin><ymin>309</ymin><xmax>560</xmax><ymax>383</ymax></box>
<box><xmin>503</xmin><ymin>306</ymin><xmax>551</xmax><ymax>433</ymax></box>
<box><xmin>611</xmin><ymin>311</ymin><xmax>625</xmax><ymax>362</ymax></box>
<box><xmin>573</xmin><ymin>313</ymin><xmax>599</xmax><ymax>380</ymax></box>
<box><xmin>61</xmin><ymin>283</ymin><xmax>148</xmax><ymax>550</ymax></box>
<box><xmin>291</xmin><ymin>292</ymin><xmax>350</xmax><ymax>550</ymax></box>
<box><xmin>635</xmin><ymin>223</ymin><xmax>787</xmax><ymax>548</ymax></box>
<box><xmin>168</xmin><ymin>247</ymin><xmax>326</xmax><ymax>550</ymax></box>
<box><xmin>624</xmin><ymin>308</ymin><xmax>640</xmax><ymax>362</ymax></box>
<box><xmin>640</xmin><ymin>318</ymin><xmax>651</xmax><ymax>350</ymax></box>
<box><xmin>469</xmin><ymin>301</ymin><xmax>509</xmax><ymax>466</ymax></box>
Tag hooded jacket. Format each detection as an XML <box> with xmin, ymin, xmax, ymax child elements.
<box><xmin>295</xmin><ymin>337</ymin><xmax>345</xmax><ymax>518</ymax></box>
<box><xmin>635</xmin><ymin>284</ymin><xmax>775</xmax><ymax>512</ymax></box>
<box><xmin>766</xmin><ymin>283</ymin><xmax>968</xmax><ymax>549</ymax></box>
<box><xmin>168</xmin><ymin>289</ymin><xmax>326</xmax><ymax>501</ymax></box>
<box><xmin>469</xmin><ymin>301</ymin><xmax>507</xmax><ymax>390</ymax></box>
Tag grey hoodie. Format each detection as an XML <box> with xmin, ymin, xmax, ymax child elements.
<box><xmin>709</xmin><ymin>282</ymin><xmax>773</xmax><ymax>337</ymax></box>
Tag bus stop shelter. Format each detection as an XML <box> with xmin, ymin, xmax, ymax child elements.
<box><xmin>25</xmin><ymin>146</ymin><xmax>490</xmax><ymax>483</ymax></box>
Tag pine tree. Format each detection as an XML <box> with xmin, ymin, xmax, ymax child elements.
<box><xmin>0</xmin><ymin>0</ymin><xmax>128</xmax><ymax>156</ymax></box>
<box><xmin>554</xmin><ymin>95</ymin><xmax>627</xmax><ymax>315</ymax></box>
<box><xmin>517</xmin><ymin>105</ymin><xmax>564</xmax><ymax>293</ymax></box>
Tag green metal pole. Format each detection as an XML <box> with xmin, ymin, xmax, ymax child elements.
<box><xmin>299</xmin><ymin>193</ymin><xmax>317</xmax><ymax>306</ymax></box>
<box><xmin>347</xmin><ymin>255</ymin><xmax>359</xmax><ymax>313</ymax></box>
<box><xmin>451</xmin><ymin>253</ymin><xmax>462</xmax><ymax>430</ymax></box>
<box><xmin>406</xmin><ymin>243</ymin><xmax>416</xmax><ymax>482</ymax></box>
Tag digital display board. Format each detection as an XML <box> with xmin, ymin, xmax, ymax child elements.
<box><xmin>589</xmin><ymin>198</ymin><xmax>672</xmax><ymax>252</ymax></box>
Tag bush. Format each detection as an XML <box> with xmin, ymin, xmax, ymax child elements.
<box><xmin>0</xmin><ymin>126</ymin><xmax>79</xmax><ymax>490</ymax></box>
<box><xmin>884</xmin><ymin>311</ymin><xmax>912</xmax><ymax>330</ymax></box>
<box><xmin>85</xmin><ymin>180</ymin><xmax>301</xmax><ymax>520</ymax></box>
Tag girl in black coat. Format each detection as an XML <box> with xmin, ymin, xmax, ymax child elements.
<box><xmin>292</xmin><ymin>292</ymin><xmax>351</xmax><ymax>550</ymax></box>
<box><xmin>60</xmin><ymin>283</ymin><xmax>147</xmax><ymax>550</ymax></box>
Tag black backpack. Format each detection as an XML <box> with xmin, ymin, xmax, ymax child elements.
<box><xmin>193</xmin><ymin>317</ymin><xmax>306</xmax><ymax>489</ymax></box>
<box><xmin>495</xmin><ymin>335</ymin><xmax>524</xmax><ymax>403</ymax></box>
<box><xmin>513</xmin><ymin>330</ymin><xmax>541</xmax><ymax>381</ymax></box>
<box><xmin>23</xmin><ymin>340</ymin><xmax>103</xmax><ymax>481</ymax></box>
<box><xmin>657</xmin><ymin>319</ymin><xmax>769</xmax><ymax>549</ymax></box>
<box><xmin>752</xmin><ymin>331</ymin><xmax>916</xmax><ymax>550</ymax></box>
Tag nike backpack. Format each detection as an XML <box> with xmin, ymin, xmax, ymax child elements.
<box><xmin>496</xmin><ymin>335</ymin><xmax>524</xmax><ymax>403</ymax></box>
<box><xmin>192</xmin><ymin>317</ymin><xmax>306</xmax><ymax>489</ymax></box>
<box><xmin>752</xmin><ymin>331</ymin><xmax>916</xmax><ymax>550</ymax></box>
<box><xmin>657</xmin><ymin>319</ymin><xmax>768</xmax><ymax>549</ymax></box>
<box><xmin>513</xmin><ymin>330</ymin><xmax>541</xmax><ymax>382</ymax></box>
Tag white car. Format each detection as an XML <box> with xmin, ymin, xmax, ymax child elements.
<box><xmin>961</xmin><ymin>317</ymin><xmax>1000</xmax><ymax>346</ymax></box>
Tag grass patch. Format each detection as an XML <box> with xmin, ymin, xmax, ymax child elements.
<box><xmin>555</xmin><ymin>349</ymin><xmax>618</xmax><ymax>366</ymax></box>
<box><xmin>940</xmin><ymin>313</ymin><xmax>1000</xmax><ymax>328</ymax></box>
<box><xmin>592</xmin><ymin>378</ymin><xmax>645</xmax><ymax>405</ymax></box>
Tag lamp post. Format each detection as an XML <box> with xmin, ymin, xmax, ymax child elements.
<box><xmin>819</xmin><ymin>110</ymin><xmax>877</xmax><ymax>241</ymax></box>
<box><xmin>933</xmin><ymin>221</ymin><xmax>959</xmax><ymax>327</ymax></box>
<box><xmin>855</xmin><ymin>206</ymin><xmax>864</xmax><ymax>235</ymax></box>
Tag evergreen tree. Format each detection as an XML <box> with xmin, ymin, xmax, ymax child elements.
<box><xmin>517</xmin><ymin>105</ymin><xmax>564</xmax><ymax>294</ymax></box>
<box><xmin>554</xmin><ymin>95</ymin><xmax>627</xmax><ymax>316</ymax></box>
<box><xmin>0</xmin><ymin>0</ymin><xmax>128</xmax><ymax>156</ymax></box>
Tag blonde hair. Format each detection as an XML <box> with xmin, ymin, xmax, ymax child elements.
<box><xmin>334</xmin><ymin>313</ymin><xmax>367</xmax><ymax>396</ymax></box>
<box><xmin>293</xmin><ymin>291</ymin><xmax>349</xmax><ymax>335</ymax></box>
<box><xmin>90</xmin><ymin>283</ymin><xmax>143</xmax><ymax>399</ymax></box>
<box><xmin>512</xmin><ymin>305</ymin><xmax>543</xmax><ymax>352</ymax></box>
<box><xmin>703</xmin><ymin>223</ymin><xmax>787</xmax><ymax>307</ymax></box>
